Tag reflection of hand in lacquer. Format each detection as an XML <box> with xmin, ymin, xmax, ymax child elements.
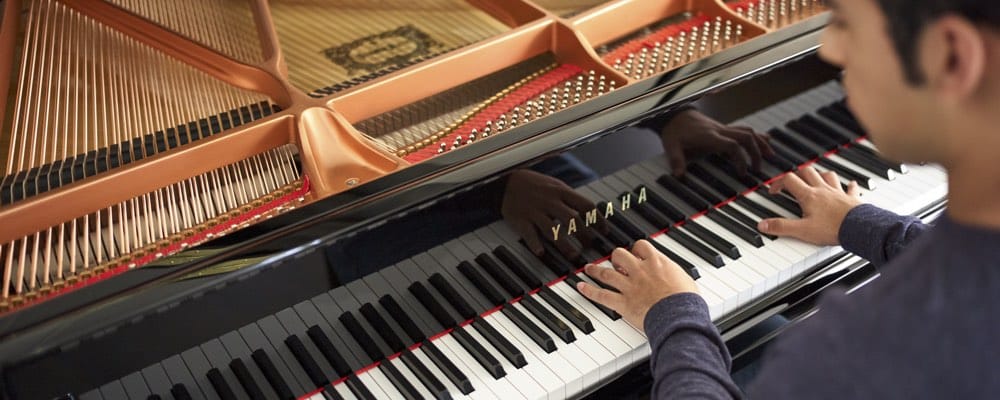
<box><xmin>501</xmin><ymin>169</ymin><xmax>606</xmax><ymax>260</ymax></box>
<box><xmin>658</xmin><ymin>109</ymin><xmax>775</xmax><ymax>177</ymax></box>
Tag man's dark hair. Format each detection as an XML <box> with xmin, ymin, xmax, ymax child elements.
<box><xmin>873</xmin><ymin>0</ymin><xmax>1000</xmax><ymax>84</ymax></box>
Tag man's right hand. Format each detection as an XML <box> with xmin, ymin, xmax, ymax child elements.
<box><xmin>757</xmin><ymin>166</ymin><xmax>863</xmax><ymax>246</ymax></box>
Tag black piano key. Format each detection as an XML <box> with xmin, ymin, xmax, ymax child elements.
<box><xmin>359</xmin><ymin>303</ymin><xmax>451</xmax><ymax>399</ymax></box>
<box><xmin>345</xmin><ymin>375</ymin><xmax>378</xmax><ymax>400</ymax></box>
<box><xmin>161</xmin><ymin>355</ymin><xmax>205</xmax><ymax>400</ymax></box>
<box><xmin>181</xmin><ymin>347</ymin><xmax>226</xmax><ymax>399</ymax></box>
<box><xmin>171</xmin><ymin>384</ymin><xmax>194</xmax><ymax>400</ymax></box>
<box><xmin>379</xmin><ymin>264</ymin><xmax>484</xmax><ymax>395</ymax></box>
<box><xmin>529</xmin><ymin>240</ymin><xmax>572</xmax><ymax>275</ymax></box>
<box><xmin>519</xmin><ymin>296</ymin><xmax>575</xmax><ymax>343</ymax></box>
<box><xmin>734</xmin><ymin>197</ymin><xmax>782</xmax><ymax>220</ymax></box>
<box><xmin>420</xmin><ymin>340</ymin><xmax>475</xmax><ymax>395</ymax></box>
<box><xmin>322</xmin><ymin>384</ymin><xmax>345</xmax><ymax>400</ymax></box>
<box><xmin>399</xmin><ymin>351</ymin><xmax>449</xmax><ymax>400</ymax></box>
<box><xmin>474</xmin><ymin>254</ymin><xmax>524</xmax><ymax>298</ymax></box>
<box><xmin>687</xmin><ymin>164</ymin><xmax>739</xmax><ymax>197</ymax></box>
<box><xmin>201</xmin><ymin>340</ymin><xmax>249</xmax><ymax>400</ymax></box>
<box><xmin>230</xmin><ymin>359</ymin><xmax>268</xmax><ymax>400</ymax></box>
<box><xmin>430</xmin><ymin>273</ymin><xmax>528</xmax><ymax>368</ymax></box>
<box><xmin>501</xmin><ymin>304</ymin><xmax>558</xmax><ymax>353</ymax></box>
<box><xmin>846</xmin><ymin>142</ymin><xmax>908</xmax><ymax>173</ymax></box>
<box><xmin>339</xmin><ymin>312</ymin><xmax>386</xmax><ymax>362</ymax></box>
<box><xmin>379</xmin><ymin>295</ymin><xmax>427</xmax><ymax>343</ymax></box>
<box><xmin>706</xmin><ymin>210</ymin><xmax>764</xmax><ymax>247</ymax></box>
<box><xmin>492</xmin><ymin>246</ymin><xmax>542</xmax><ymax>289</ymax></box>
<box><xmin>836</xmin><ymin>147</ymin><xmax>895</xmax><ymax>180</ymax></box>
<box><xmin>427</xmin><ymin>274</ymin><xmax>477</xmax><ymax>321</ymax></box>
<box><xmin>409</xmin><ymin>273</ymin><xmax>508</xmax><ymax>379</ymax></box>
<box><xmin>657</xmin><ymin>175</ymin><xmax>712</xmax><ymax>212</ymax></box>
<box><xmin>252</xmin><ymin>349</ymin><xmax>296</xmax><ymax>400</ymax></box>
<box><xmin>493</xmin><ymin>245</ymin><xmax>594</xmax><ymax>334</ymax></box>
<box><xmin>631</xmin><ymin>194</ymin><xmax>675</xmax><ymax>228</ymax></box>
<box><xmin>147</xmin><ymin>396</ymin><xmax>162</xmax><ymax>400</ymax></box>
<box><xmin>541</xmin><ymin>237</ymin><xmax>587</xmax><ymax>267</ymax></box>
<box><xmin>756</xmin><ymin>188</ymin><xmax>803</xmax><ymax>217</ymax></box>
<box><xmin>679</xmin><ymin>221</ymin><xmax>740</xmax><ymax>260</ymax></box>
<box><xmin>680</xmin><ymin>175</ymin><xmax>726</xmax><ymax>204</ymax></box>
<box><xmin>666</xmin><ymin>229</ymin><xmax>724</xmax><ymax>267</ymax></box>
<box><xmin>219</xmin><ymin>332</ymin><xmax>279</xmax><ymax>400</ymax></box>
<box><xmin>636</xmin><ymin>185</ymin><xmax>687</xmax><ymax>223</ymax></box>
<box><xmin>707</xmin><ymin>154</ymin><xmax>762</xmax><ymax>189</ymax></box>
<box><xmin>596</xmin><ymin>217</ymin><xmax>633</xmax><ymax>248</ymax></box>
<box><xmin>258</xmin><ymin>317</ymin><xmax>315</xmax><ymax>392</ymax></box>
<box><xmin>207</xmin><ymin>369</ymin><xmax>238</xmax><ymax>400</ymax></box>
<box><xmin>563</xmin><ymin>274</ymin><xmax>621</xmax><ymax>320</ymax></box>
<box><xmin>600</xmin><ymin>203</ymin><xmax>649</xmax><ymax>239</ymax></box>
<box><xmin>788</xmin><ymin>119</ymin><xmax>840</xmax><ymax>150</ymax></box>
<box><xmin>141</xmin><ymin>364</ymin><xmax>174</xmax><ymax>400</ymax></box>
<box><xmin>823</xmin><ymin>103</ymin><xmax>867</xmax><ymax>136</ymax></box>
<box><xmin>286</xmin><ymin>335</ymin><xmax>330</xmax><ymax>387</ymax></box>
<box><xmin>538</xmin><ymin>286</ymin><xmax>594</xmax><ymax>333</ymax></box>
<box><xmin>816</xmin><ymin>158</ymin><xmax>874</xmax><ymax>190</ymax></box>
<box><xmin>360</xmin><ymin>303</ymin><xmax>407</xmax><ymax>353</ymax></box>
<box><xmin>307</xmin><ymin>325</ymin><xmax>353</xmax><ymax>378</ymax></box>
<box><xmin>768</xmin><ymin>128</ymin><xmax>820</xmax><ymax>159</ymax></box>
<box><xmin>720</xmin><ymin>204</ymin><xmax>777</xmax><ymax>240</ymax></box>
<box><xmin>470</xmin><ymin>315</ymin><xmax>527</xmax><ymax>368</ymax></box>
<box><xmin>410</xmin><ymin>282</ymin><xmax>458</xmax><ymax>328</ymax></box>
<box><xmin>451</xmin><ymin>328</ymin><xmax>506</xmax><ymax>379</ymax></box>
<box><xmin>647</xmin><ymin>237</ymin><xmax>701</xmax><ymax>280</ymax></box>
<box><xmin>379</xmin><ymin>360</ymin><xmax>424</xmax><ymax>400</ymax></box>
<box><xmin>801</xmin><ymin>114</ymin><xmax>854</xmax><ymax>144</ymax></box>
<box><xmin>456</xmin><ymin>261</ymin><xmax>505</xmax><ymax>307</ymax></box>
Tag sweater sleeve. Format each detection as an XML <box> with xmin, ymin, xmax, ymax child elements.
<box><xmin>645</xmin><ymin>292</ymin><xmax>742</xmax><ymax>399</ymax></box>
<box><xmin>837</xmin><ymin>204</ymin><xmax>930</xmax><ymax>268</ymax></box>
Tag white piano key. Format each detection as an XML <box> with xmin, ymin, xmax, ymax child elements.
<box><xmin>462</xmin><ymin>324</ymin><xmax>539</xmax><ymax>400</ymax></box>
<box><xmin>484</xmin><ymin>311</ymin><xmax>580</xmax><ymax>397</ymax></box>
<box><xmin>530</xmin><ymin>291</ymin><xmax>617</xmax><ymax>381</ymax></box>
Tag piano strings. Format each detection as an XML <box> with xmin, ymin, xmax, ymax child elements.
<box><xmin>728</xmin><ymin>0</ymin><xmax>827</xmax><ymax>30</ymax></box>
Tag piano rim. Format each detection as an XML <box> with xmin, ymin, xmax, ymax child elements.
<box><xmin>0</xmin><ymin>15</ymin><xmax>830</xmax><ymax>368</ymax></box>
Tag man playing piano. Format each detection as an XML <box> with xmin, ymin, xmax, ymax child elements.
<box><xmin>578</xmin><ymin>0</ymin><xmax>1000</xmax><ymax>398</ymax></box>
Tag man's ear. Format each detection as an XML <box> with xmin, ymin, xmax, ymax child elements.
<box><xmin>921</xmin><ymin>15</ymin><xmax>987</xmax><ymax>100</ymax></box>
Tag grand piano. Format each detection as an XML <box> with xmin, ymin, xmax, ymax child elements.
<box><xmin>0</xmin><ymin>0</ymin><xmax>948</xmax><ymax>399</ymax></box>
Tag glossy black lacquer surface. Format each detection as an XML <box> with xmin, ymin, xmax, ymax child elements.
<box><xmin>0</xmin><ymin>17</ymin><xmax>832</xmax><ymax>400</ymax></box>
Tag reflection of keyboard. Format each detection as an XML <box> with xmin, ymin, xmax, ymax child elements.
<box><xmin>74</xmin><ymin>81</ymin><xmax>947</xmax><ymax>400</ymax></box>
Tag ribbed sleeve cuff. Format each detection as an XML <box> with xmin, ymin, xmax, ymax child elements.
<box><xmin>644</xmin><ymin>292</ymin><xmax>712</xmax><ymax>340</ymax></box>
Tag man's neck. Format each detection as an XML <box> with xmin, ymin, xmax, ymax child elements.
<box><xmin>945</xmin><ymin>159</ymin><xmax>1000</xmax><ymax>230</ymax></box>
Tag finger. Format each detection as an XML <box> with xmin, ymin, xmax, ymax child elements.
<box><xmin>513</xmin><ymin>219</ymin><xmax>544</xmax><ymax>256</ymax></box>
<box><xmin>821</xmin><ymin>170</ymin><xmax>840</xmax><ymax>188</ymax></box>
<box><xmin>757</xmin><ymin>218</ymin><xmax>809</xmax><ymax>238</ymax></box>
<box><xmin>576</xmin><ymin>281</ymin><xmax>625</xmax><ymax>310</ymax></box>
<box><xmin>847</xmin><ymin>180</ymin><xmax>861</xmax><ymax>197</ymax></box>
<box><xmin>716</xmin><ymin>136</ymin><xmax>748</xmax><ymax>176</ymax></box>
<box><xmin>610</xmin><ymin>247</ymin><xmax>640</xmax><ymax>275</ymax></box>
<box><xmin>754</xmin><ymin>131</ymin><xmax>775</xmax><ymax>158</ymax></box>
<box><xmin>562</xmin><ymin>190</ymin><xmax>598</xmax><ymax>215</ymax></box>
<box><xmin>630</xmin><ymin>239</ymin><xmax>657</xmax><ymax>260</ymax></box>
<box><xmin>545</xmin><ymin>203</ymin><xmax>581</xmax><ymax>224</ymax></box>
<box><xmin>585</xmin><ymin>263</ymin><xmax>630</xmax><ymax>290</ymax></box>
<box><xmin>554</xmin><ymin>237</ymin><xmax>581</xmax><ymax>262</ymax></box>
<box><xmin>796</xmin><ymin>166</ymin><xmax>825</xmax><ymax>186</ymax></box>
<box><xmin>774</xmin><ymin>172</ymin><xmax>811</xmax><ymax>200</ymax></box>
<box><xmin>725</xmin><ymin>128</ymin><xmax>762</xmax><ymax>172</ymax></box>
<box><xmin>666</xmin><ymin>140</ymin><xmax>688</xmax><ymax>177</ymax></box>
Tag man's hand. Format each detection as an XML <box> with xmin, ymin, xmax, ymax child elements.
<box><xmin>577</xmin><ymin>240</ymin><xmax>698</xmax><ymax>331</ymax></box>
<box><xmin>659</xmin><ymin>109</ymin><xmax>774</xmax><ymax>177</ymax></box>
<box><xmin>501</xmin><ymin>170</ymin><xmax>598</xmax><ymax>258</ymax></box>
<box><xmin>757</xmin><ymin>166</ymin><xmax>863</xmax><ymax>246</ymax></box>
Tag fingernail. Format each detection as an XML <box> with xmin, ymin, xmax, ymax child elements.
<box><xmin>576</xmin><ymin>281</ymin><xmax>587</xmax><ymax>291</ymax></box>
<box><xmin>757</xmin><ymin>220</ymin><xmax>769</xmax><ymax>231</ymax></box>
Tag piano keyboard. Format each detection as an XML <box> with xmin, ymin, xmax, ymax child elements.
<box><xmin>73</xmin><ymin>82</ymin><xmax>946</xmax><ymax>400</ymax></box>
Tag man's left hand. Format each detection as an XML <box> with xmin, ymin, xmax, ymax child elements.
<box><xmin>577</xmin><ymin>240</ymin><xmax>699</xmax><ymax>331</ymax></box>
